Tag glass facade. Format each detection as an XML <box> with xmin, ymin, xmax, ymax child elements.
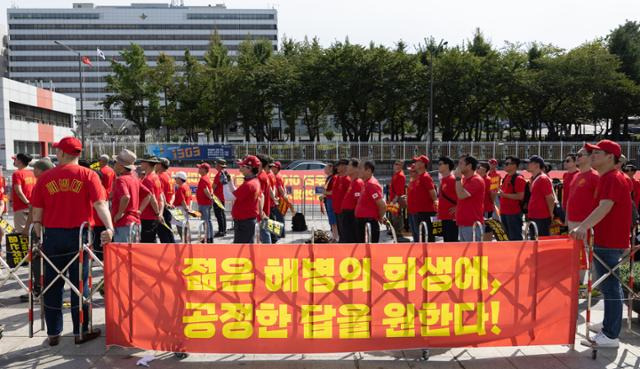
<box><xmin>9</xmin><ymin>23</ymin><xmax>277</xmax><ymax>30</ymax></box>
<box><xmin>9</xmin><ymin>102</ymin><xmax>73</xmax><ymax>128</ymax></box>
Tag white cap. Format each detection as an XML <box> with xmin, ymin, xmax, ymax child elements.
<box><xmin>99</xmin><ymin>154</ymin><xmax>110</xmax><ymax>161</ymax></box>
<box><xmin>173</xmin><ymin>171</ymin><xmax>187</xmax><ymax>181</ymax></box>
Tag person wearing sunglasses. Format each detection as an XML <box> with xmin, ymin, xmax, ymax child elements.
<box><xmin>497</xmin><ymin>156</ymin><xmax>526</xmax><ymax>240</ymax></box>
<box><xmin>562</xmin><ymin>154</ymin><xmax>578</xmax><ymax>214</ymax></box>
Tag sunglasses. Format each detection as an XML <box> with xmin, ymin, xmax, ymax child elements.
<box><xmin>504</xmin><ymin>161</ymin><xmax>514</xmax><ymax>165</ymax></box>
<box><xmin>564</xmin><ymin>159</ymin><xmax>573</xmax><ymax>163</ymax></box>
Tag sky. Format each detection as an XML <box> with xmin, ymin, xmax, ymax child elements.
<box><xmin>1</xmin><ymin>0</ymin><xmax>638</xmax><ymax>51</ymax></box>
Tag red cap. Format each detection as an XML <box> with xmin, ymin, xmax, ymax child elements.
<box><xmin>197</xmin><ymin>162</ymin><xmax>211</xmax><ymax>171</ymax></box>
<box><xmin>239</xmin><ymin>155</ymin><xmax>261</xmax><ymax>169</ymax></box>
<box><xmin>584</xmin><ymin>140</ymin><xmax>621</xmax><ymax>159</ymax></box>
<box><xmin>273</xmin><ymin>161</ymin><xmax>282</xmax><ymax>170</ymax></box>
<box><xmin>52</xmin><ymin>136</ymin><xmax>82</xmax><ymax>156</ymax></box>
<box><xmin>489</xmin><ymin>158</ymin><xmax>498</xmax><ymax>166</ymax></box>
<box><xmin>412</xmin><ymin>155</ymin><xmax>430</xmax><ymax>165</ymax></box>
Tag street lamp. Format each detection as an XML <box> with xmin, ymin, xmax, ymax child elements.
<box><xmin>427</xmin><ymin>39</ymin><xmax>448</xmax><ymax>165</ymax></box>
<box><xmin>54</xmin><ymin>40</ymin><xmax>86</xmax><ymax>158</ymax></box>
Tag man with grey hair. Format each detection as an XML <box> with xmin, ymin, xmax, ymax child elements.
<box><xmin>98</xmin><ymin>154</ymin><xmax>115</xmax><ymax>199</ymax></box>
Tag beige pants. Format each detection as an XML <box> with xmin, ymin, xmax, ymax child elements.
<box><xmin>13</xmin><ymin>209</ymin><xmax>29</xmax><ymax>233</ymax></box>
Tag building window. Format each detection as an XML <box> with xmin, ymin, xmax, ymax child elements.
<box><xmin>9</xmin><ymin>102</ymin><xmax>73</xmax><ymax>128</ymax></box>
<box><xmin>9</xmin><ymin>23</ymin><xmax>277</xmax><ymax>30</ymax></box>
<box><xmin>9</xmin><ymin>34</ymin><xmax>276</xmax><ymax>41</ymax></box>
<box><xmin>187</xmin><ymin>13</ymin><xmax>275</xmax><ymax>20</ymax></box>
<box><xmin>9</xmin><ymin>12</ymin><xmax>100</xmax><ymax>19</ymax></box>
<box><xmin>13</xmin><ymin>140</ymin><xmax>43</xmax><ymax>158</ymax></box>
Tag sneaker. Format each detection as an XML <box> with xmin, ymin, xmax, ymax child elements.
<box><xmin>588</xmin><ymin>322</ymin><xmax>603</xmax><ymax>333</ymax></box>
<box><xmin>214</xmin><ymin>232</ymin><xmax>225</xmax><ymax>238</ymax></box>
<box><xmin>580</xmin><ymin>331</ymin><xmax>619</xmax><ymax>348</ymax></box>
<box><xmin>48</xmin><ymin>335</ymin><xmax>61</xmax><ymax>346</ymax></box>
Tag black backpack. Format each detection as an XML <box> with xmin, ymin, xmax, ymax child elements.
<box><xmin>292</xmin><ymin>212</ymin><xmax>308</xmax><ymax>232</ymax></box>
<box><xmin>505</xmin><ymin>173</ymin><xmax>531</xmax><ymax>214</ymax></box>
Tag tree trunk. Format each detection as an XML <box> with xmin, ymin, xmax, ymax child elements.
<box><xmin>138</xmin><ymin>126</ymin><xmax>146</xmax><ymax>142</ymax></box>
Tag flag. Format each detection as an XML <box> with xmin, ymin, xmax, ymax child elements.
<box><xmin>81</xmin><ymin>56</ymin><xmax>93</xmax><ymax>66</ymax></box>
<box><xmin>97</xmin><ymin>48</ymin><xmax>106</xmax><ymax>60</ymax></box>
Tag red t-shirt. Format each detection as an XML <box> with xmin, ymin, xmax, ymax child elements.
<box><xmin>528</xmin><ymin>174</ymin><xmax>553</xmax><ymax>219</ymax></box>
<box><xmin>140</xmin><ymin>172</ymin><xmax>162</xmax><ymax>220</ymax></box>
<box><xmin>275</xmin><ymin>173</ymin><xmax>285</xmax><ymax>198</ymax></box>
<box><xmin>111</xmin><ymin>172</ymin><xmax>148</xmax><ymax>227</ymax></box>
<box><xmin>158</xmin><ymin>171</ymin><xmax>174</xmax><ymax>206</ymax></box>
<box><xmin>562</xmin><ymin>171</ymin><xmax>578</xmax><ymax>210</ymax></box>
<box><xmin>437</xmin><ymin>174</ymin><xmax>457</xmax><ymax>220</ymax></box>
<box><xmin>625</xmin><ymin>176</ymin><xmax>634</xmax><ymax>192</ymax></box>
<box><xmin>456</xmin><ymin>174</ymin><xmax>485</xmax><ymax>227</ymax></box>
<box><xmin>355</xmin><ymin>176</ymin><xmax>383</xmax><ymax>219</ymax></box>
<box><xmin>342</xmin><ymin>177</ymin><xmax>364</xmax><ymax>211</ymax></box>
<box><xmin>12</xmin><ymin>168</ymin><xmax>36</xmax><ymax>211</ymax></box>
<box><xmin>325</xmin><ymin>175</ymin><xmax>335</xmax><ymax>200</ymax></box>
<box><xmin>499</xmin><ymin>173</ymin><xmax>526</xmax><ymax>215</ymax></box>
<box><xmin>0</xmin><ymin>175</ymin><xmax>5</xmax><ymax>196</ymax></box>
<box><xmin>31</xmin><ymin>164</ymin><xmax>105</xmax><ymax>228</ymax></box>
<box><xmin>100</xmin><ymin>165</ymin><xmax>115</xmax><ymax>197</ymax></box>
<box><xmin>488</xmin><ymin>170</ymin><xmax>502</xmax><ymax>192</ymax></box>
<box><xmin>232</xmin><ymin>176</ymin><xmax>261</xmax><ymax>220</ymax></box>
<box><xmin>389</xmin><ymin>171</ymin><xmax>406</xmax><ymax>202</ymax></box>
<box><xmin>258</xmin><ymin>171</ymin><xmax>272</xmax><ymax>218</ymax></box>
<box><xmin>196</xmin><ymin>175</ymin><xmax>213</xmax><ymax>206</ymax></box>
<box><xmin>408</xmin><ymin>172</ymin><xmax>436</xmax><ymax>214</ymax></box>
<box><xmin>633</xmin><ymin>179</ymin><xmax>640</xmax><ymax>208</ymax></box>
<box><xmin>566</xmin><ymin>169</ymin><xmax>599</xmax><ymax>223</ymax></box>
<box><xmin>332</xmin><ymin>175</ymin><xmax>351</xmax><ymax>214</ymax></box>
<box><xmin>174</xmin><ymin>182</ymin><xmax>192</xmax><ymax>208</ymax></box>
<box><xmin>594</xmin><ymin>169</ymin><xmax>631</xmax><ymax>248</ymax></box>
<box><xmin>483</xmin><ymin>176</ymin><xmax>494</xmax><ymax>213</ymax></box>
<box><xmin>213</xmin><ymin>171</ymin><xmax>225</xmax><ymax>203</ymax></box>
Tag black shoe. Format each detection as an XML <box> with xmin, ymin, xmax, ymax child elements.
<box><xmin>174</xmin><ymin>352</ymin><xmax>189</xmax><ymax>360</ymax></box>
<box><xmin>48</xmin><ymin>335</ymin><xmax>61</xmax><ymax>346</ymax></box>
<box><xmin>75</xmin><ymin>329</ymin><xmax>101</xmax><ymax>344</ymax></box>
<box><xmin>206</xmin><ymin>238</ymin><xmax>214</xmax><ymax>243</ymax></box>
<box><xmin>19</xmin><ymin>294</ymin><xmax>29</xmax><ymax>302</ymax></box>
<box><xmin>214</xmin><ymin>232</ymin><xmax>225</xmax><ymax>238</ymax></box>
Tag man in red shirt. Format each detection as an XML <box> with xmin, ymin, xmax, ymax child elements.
<box><xmin>388</xmin><ymin>160</ymin><xmax>406</xmax><ymax>237</ymax></box>
<box><xmin>31</xmin><ymin>136</ymin><xmax>113</xmax><ymax>346</ymax></box>
<box><xmin>454</xmin><ymin>155</ymin><xmax>485</xmax><ymax>242</ymax></box>
<box><xmin>111</xmin><ymin>150</ymin><xmax>155</xmax><ymax>243</ymax></box>
<box><xmin>12</xmin><ymin>153</ymin><xmax>36</xmax><ymax>233</ymax></box>
<box><xmin>139</xmin><ymin>156</ymin><xmax>164</xmax><ymax>243</ymax></box>
<box><xmin>270</xmin><ymin>161</ymin><xmax>288</xmax><ymax>238</ymax></box>
<box><xmin>498</xmin><ymin>156</ymin><xmax>526</xmax><ymax>240</ymax></box>
<box><xmin>408</xmin><ymin>155</ymin><xmax>437</xmax><ymax>242</ymax></box>
<box><xmin>98</xmin><ymin>154</ymin><xmax>115</xmax><ymax>198</ymax></box>
<box><xmin>154</xmin><ymin>157</ymin><xmax>176</xmax><ymax>243</ymax></box>
<box><xmin>562</xmin><ymin>153</ymin><xmax>578</xmax><ymax>214</ymax></box>
<box><xmin>341</xmin><ymin>159</ymin><xmax>364</xmax><ymax>243</ymax></box>
<box><xmin>476</xmin><ymin>162</ymin><xmax>496</xmax><ymax>241</ymax></box>
<box><xmin>487</xmin><ymin>158</ymin><xmax>502</xmax><ymax>194</ymax></box>
<box><xmin>172</xmin><ymin>171</ymin><xmax>192</xmax><ymax>241</ymax></box>
<box><xmin>526</xmin><ymin>155</ymin><xmax>555</xmax><ymax>237</ymax></box>
<box><xmin>256</xmin><ymin>154</ymin><xmax>276</xmax><ymax>243</ymax></box>
<box><xmin>196</xmin><ymin>162</ymin><xmax>214</xmax><ymax>243</ymax></box>
<box><xmin>355</xmin><ymin>161</ymin><xmax>386</xmax><ymax>243</ymax></box>
<box><xmin>623</xmin><ymin>164</ymin><xmax>640</xmax><ymax>208</ymax></box>
<box><xmin>572</xmin><ymin>140</ymin><xmax>631</xmax><ymax>348</ymax></box>
<box><xmin>211</xmin><ymin>159</ymin><xmax>228</xmax><ymax>238</ymax></box>
<box><xmin>224</xmin><ymin>155</ymin><xmax>262</xmax><ymax>244</ymax></box>
<box><xmin>332</xmin><ymin>159</ymin><xmax>350</xmax><ymax>242</ymax></box>
<box><xmin>437</xmin><ymin>156</ymin><xmax>458</xmax><ymax>242</ymax></box>
<box><xmin>566</xmin><ymin>148</ymin><xmax>599</xmax><ymax>230</ymax></box>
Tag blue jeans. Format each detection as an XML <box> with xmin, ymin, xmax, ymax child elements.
<box><xmin>43</xmin><ymin>228</ymin><xmax>90</xmax><ymax>336</ymax></box>
<box><xmin>199</xmin><ymin>204</ymin><xmax>214</xmax><ymax>240</ymax></box>
<box><xmin>260</xmin><ymin>224</ymin><xmax>272</xmax><ymax>244</ymax></box>
<box><xmin>113</xmin><ymin>225</ymin><xmax>134</xmax><ymax>243</ymax></box>
<box><xmin>500</xmin><ymin>214</ymin><xmax>523</xmax><ymax>241</ymax></box>
<box><xmin>593</xmin><ymin>247</ymin><xmax>624</xmax><ymax>339</ymax></box>
<box><xmin>458</xmin><ymin>225</ymin><xmax>483</xmax><ymax>242</ymax></box>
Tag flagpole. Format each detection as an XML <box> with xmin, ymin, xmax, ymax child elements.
<box><xmin>55</xmin><ymin>40</ymin><xmax>86</xmax><ymax>159</ymax></box>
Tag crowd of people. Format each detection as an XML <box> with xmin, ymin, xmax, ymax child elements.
<box><xmin>0</xmin><ymin>136</ymin><xmax>634</xmax><ymax>350</ymax></box>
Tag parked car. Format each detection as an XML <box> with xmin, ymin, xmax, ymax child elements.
<box><xmin>285</xmin><ymin>161</ymin><xmax>327</xmax><ymax>170</ymax></box>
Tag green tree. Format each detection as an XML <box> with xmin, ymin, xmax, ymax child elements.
<box><xmin>175</xmin><ymin>50</ymin><xmax>209</xmax><ymax>141</ymax></box>
<box><xmin>151</xmin><ymin>53</ymin><xmax>177</xmax><ymax>141</ymax></box>
<box><xmin>203</xmin><ymin>33</ymin><xmax>237</xmax><ymax>142</ymax></box>
<box><xmin>103</xmin><ymin>44</ymin><xmax>161</xmax><ymax>142</ymax></box>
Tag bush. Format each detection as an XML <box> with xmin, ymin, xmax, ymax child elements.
<box><xmin>619</xmin><ymin>261</ymin><xmax>640</xmax><ymax>291</ymax></box>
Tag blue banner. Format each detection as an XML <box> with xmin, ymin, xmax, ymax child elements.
<box><xmin>147</xmin><ymin>144</ymin><xmax>234</xmax><ymax>161</ymax></box>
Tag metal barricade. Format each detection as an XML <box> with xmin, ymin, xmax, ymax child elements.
<box><xmin>364</xmin><ymin>222</ymin><xmax>372</xmax><ymax>244</ymax></box>
<box><xmin>254</xmin><ymin>222</ymin><xmax>261</xmax><ymax>244</ymax></box>
<box><xmin>28</xmin><ymin>223</ymin><xmax>44</xmax><ymax>337</ymax></box>
<box><xmin>384</xmin><ymin>218</ymin><xmax>398</xmax><ymax>243</ymax></box>
<box><xmin>418</xmin><ymin>221</ymin><xmax>429</xmax><ymax>243</ymax></box>
<box><xmin>128</xmin><ymin>223</ymin><xmax>141</xmax><ymax>243</ymax></box>
<box><xmin>472</xmin><ymin>221</ymin><xmax>484</xmax><ymax>242</ymax></box>
<box><xmin>523</xmin><ymin>221</ymin><xmax>539</xmax><ymax>241</ymax></box>
<box><xmin>584</xmin><ymin>227</ymin><xmax>639</xmax><ymax>359</ymax></box>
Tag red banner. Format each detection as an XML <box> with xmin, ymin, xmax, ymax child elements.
<box><xmin>104</xmin><ymin>239</ymin><xmax>580</xmax><ymax>354</ymax></box>
<box><xmin>167</xmin><ymin>168</ymin><xmax>325</xmax><ymax>206</ymax></box>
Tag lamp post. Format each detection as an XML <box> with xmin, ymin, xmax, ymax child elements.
<box><xmin>54</xmin><ymin>40</ymin><xmax>85</xmax><ymax>158</ymax></box>
<box><xmin>427</xmin><ymin>39</ymin><xmax>448</xmax><ymax>164</ymax></box>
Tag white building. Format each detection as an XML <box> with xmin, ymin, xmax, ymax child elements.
<box><xmin>6</xmin><ymin>2</ymin><xmax>278</xmax><ymax>121</ymax></box>
<box><xmin>0</xmin><ymin>78</ymin><xmax>76</xmax><ymax>169</ymax></box>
